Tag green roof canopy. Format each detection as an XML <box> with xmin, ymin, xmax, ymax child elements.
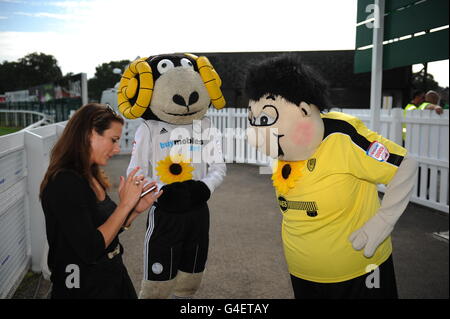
<box><xmin>355</xmin><ymin>0</ymin><xmax>449</xmax><ymax>73</ymax></box>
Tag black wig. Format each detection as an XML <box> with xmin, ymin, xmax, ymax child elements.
<box><xmin>245</xmin><ymin>55</ymin><xmax>330</xmax><ymax>111</ymax></box>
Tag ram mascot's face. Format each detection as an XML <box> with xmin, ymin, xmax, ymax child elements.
<box><xmin>149</xmin><ymin>54</ymin><xmax>209</xmax><ymax>124</ymax></box>
<box><xmin>117</xmin><ymin>53</ymin><xmax>225</xmax><ymax>125</ymax></box>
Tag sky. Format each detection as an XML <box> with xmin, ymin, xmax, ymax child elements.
<box><xmin>0</xmin><ymin>0</ymin><xmax>448</xmax><ymax>87</ymax></box>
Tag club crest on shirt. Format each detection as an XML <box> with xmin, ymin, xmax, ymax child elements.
<box><xmin>367</xmin><ymin>141</ymin><xmax>390</xmax><ymax>162</ymax></box>
<box><xmin>152</xmin><ymin>262</ymin><xmax>163</xmax><ymax>274</ymax></box>
<box><xmin>307</xmin><ymin>158</ymin><xmax>316</xmax><ymax>172</ymax></box>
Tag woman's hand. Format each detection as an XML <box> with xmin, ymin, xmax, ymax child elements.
<box><xmin>121</xmin><ymin>181</ymin><xmax>163</xmax><ymax>229</ymax></box>
<box><xmin>99</xmin><ymin>167</ymin><xmax>147</xmax><ymax>246</ymax></box>
<box><xmin>134</xmin><ymin>181</ymin><xmax>163</xmax><ymax>214</ymax></box>
<box><xmin>118</xmin><ymin>166</ymin><xmax>145</xmax><ymax>211</ymax></box>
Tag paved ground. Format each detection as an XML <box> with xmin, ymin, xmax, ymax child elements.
<box><xmin>105</xmin><ymin>156</ymin><xmax>292</xmax><ymax>299</ymax></box>
<box><xmin>13</xmin><ymin>154</ymin><xmax>449</xmax><ymax>299</ymax></box>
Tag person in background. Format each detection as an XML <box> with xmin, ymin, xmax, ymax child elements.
<box><xmin>419</xmin><ymin>90</ymin><xmax>443</xmax><ymax>115</ymax></box>
<box><xmin>404</xmin><ymin>90</ymin><xmax>425</xmax><ymax>111</ymax></box>
<box><xmin>40</xmin><ymin>103</ymin><xmax>162</xmax><ymax>299</ymax></box>
<box><xmin>403</xmin><ymin>90</ymin><xmax>443</xmax><ymax>143</ymax></box>
<box><xmin>403</xmin><ymin>91</ymin><xmax>425</xmax><ymax>143</ymax></box>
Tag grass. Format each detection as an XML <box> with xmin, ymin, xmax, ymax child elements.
<box><xmin>0</xmin><ymin>126</ymin><xmax>22</xmax><ymax>136</ymax></box>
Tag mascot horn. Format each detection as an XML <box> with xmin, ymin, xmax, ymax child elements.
<box><xmin>118</xmin><ymin>54</ymin><xmax>225</xmax><ymax>121</ymax></box>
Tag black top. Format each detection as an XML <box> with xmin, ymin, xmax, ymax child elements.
<box><xmin>41</xmin><ymin>169</ymin><xmax>122</xmax><ymax>297</ymax></box>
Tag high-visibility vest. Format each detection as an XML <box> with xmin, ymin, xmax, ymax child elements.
<box><xmin>405</xmin><ymin>103</ymin><xmax>417</xmax><ymax>111</ymax></box>
<box><xmin>404</xmin><ymin>103</ymin><xmax>417</xmax><ymax>117</ymax></box>
<box><xmin>418</xmin><ymin>102</ymin><xmax>430</xmax><ymax>110</ymax></box>
<box><xmin>403</xmin><ymin>104</ymin><xmax>417</xmax><ymax>141</ymax></box>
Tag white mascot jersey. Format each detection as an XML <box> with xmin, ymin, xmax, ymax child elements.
<box><xmin>127</xmin><ymin>117</ymin><xmax>226</xmax><ymax>194</ymax></box>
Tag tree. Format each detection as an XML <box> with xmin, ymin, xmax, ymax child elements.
<box><xmin>412</xmin><ymin>67</ymin><xmax>439</xmax><ymax>92</ymax></box>
<box><xmin>0</xmin><ymin>52</ymin><xmax>63</xmax><ymax>93</ymax></box>
<box><xmin>0</xmin><ymin>61</ymin><xmax>20</xmax><ymax>93</ymax></box>
<box><xmin>18</xmin><ymin>52</ymin><xmax>63</xmax><ymax>86</ymax></box>
<box><xmin>88</xmin><ymin>60</ymin><xmax>130</xmax><ymax>102</ymax></box>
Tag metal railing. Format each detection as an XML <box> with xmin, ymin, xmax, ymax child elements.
<box><xmin>0</xmin><ymin>110</ymin><xmax>53</xmax><ymax>131</ymax></box>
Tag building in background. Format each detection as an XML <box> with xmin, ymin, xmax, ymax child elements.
<box><xmin>194</xmin><ymin>50</ymin><xmax>411</xmax><ymax>110</ymax></box>
<box><xmin>1</xmin><ymin>73</ymin><xmax>87</xmax><ymax>122</ymax></box>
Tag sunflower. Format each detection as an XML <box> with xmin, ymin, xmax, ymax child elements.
<box><xmin>271</xmin><ymin>160</ymin><xmax>306</xmax><ymax>195</ymax></box>
<box><xmin>156</xmin><ymin>154</ymin><xmax>195</xmax><ymax>184</ymax></box>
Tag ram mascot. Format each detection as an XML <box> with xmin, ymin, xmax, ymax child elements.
<box><xmin>118</xmin><ymin>53</ymin><xmax>226</xmax><ymax>299</ymax></box>
<box><xmin>245</xmin><ymin>56</ymin><xmax>417</xmax><ymax>299</ymax></box>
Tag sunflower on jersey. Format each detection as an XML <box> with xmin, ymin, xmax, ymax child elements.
<box><xmin>156</xmin><ymin>153</ymin><xmax>195</xmax><ymax>184</ymax></box>
<box><xmin>272</xmin><ymin>160</ymin><xmax>305</xmax><ymax>195</ymax></box>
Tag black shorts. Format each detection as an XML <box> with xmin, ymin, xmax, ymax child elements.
<box><xmin>143</xmin><ymin>202</ymin><xmax>210</xmax><ymax>281</ymax></box>
<box><xmin>290</xmin><ymin>255</ymin><xmax>398</xmax><ymax>299</ymax></box>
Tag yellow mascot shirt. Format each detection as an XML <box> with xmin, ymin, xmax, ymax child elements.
<box><xmin>276</xmin><ymin>112</ymin><xmax>407</xmax><ymax>283</ymax></box>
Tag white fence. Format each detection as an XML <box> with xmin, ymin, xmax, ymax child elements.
<box><xmin>119</xmin><ymin>108</ymin><xmax>272</xmax><ymax>166</ymax></box>
<box><xmin>207</xmin><ymin>108</ymin><xmax>273</xmax><ymax>165</ymax></box>
<box><xmin>332</xmin><ymin>108</ymin><xmax>449</xmax><ymax>213</ymax></box>
<box><xmin>0</xmin><ymin>107</ymin><xmax>447</xmax><ymax>298</ymax></box>
<box><xmin>0</xmin><ymin>123</ymin><xmax>65</xmax><ymax>298</ymax></box>
<box><xmin>119</xmin><ymin>108</ymin><xmax>448</xmax><ymax>213</ymax></box>
<box><xmin>119</xmin><ymin>107</ymin><xmax>448</xmax><ymax>213</ymax></box>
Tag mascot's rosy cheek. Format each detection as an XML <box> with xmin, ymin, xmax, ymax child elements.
<box><xmin>291</xmin><ymin>121</ymin><xmax>315</xmax><ymax>146</ymax></box>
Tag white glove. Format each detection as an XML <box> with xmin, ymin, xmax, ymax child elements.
<box><xmin>349</xmin><ymin>214</ymin><xmax>394</xmax><ymax>258</ymax></box>
<box><xmin>349</xmin><ymin>156</ymin><xmax>418</xmax><ymax>258</ymax></box>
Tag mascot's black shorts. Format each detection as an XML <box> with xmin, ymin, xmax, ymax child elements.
<box><xmin>143</xmin><ymin>202</ymin><xmax>209</xmax><ymax>281</ymax></box>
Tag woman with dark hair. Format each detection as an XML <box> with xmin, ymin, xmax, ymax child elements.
<box><xmin>40</xmin><ymin>103</ymin><xmax>162</xmax><ymax>299</ymax></box>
